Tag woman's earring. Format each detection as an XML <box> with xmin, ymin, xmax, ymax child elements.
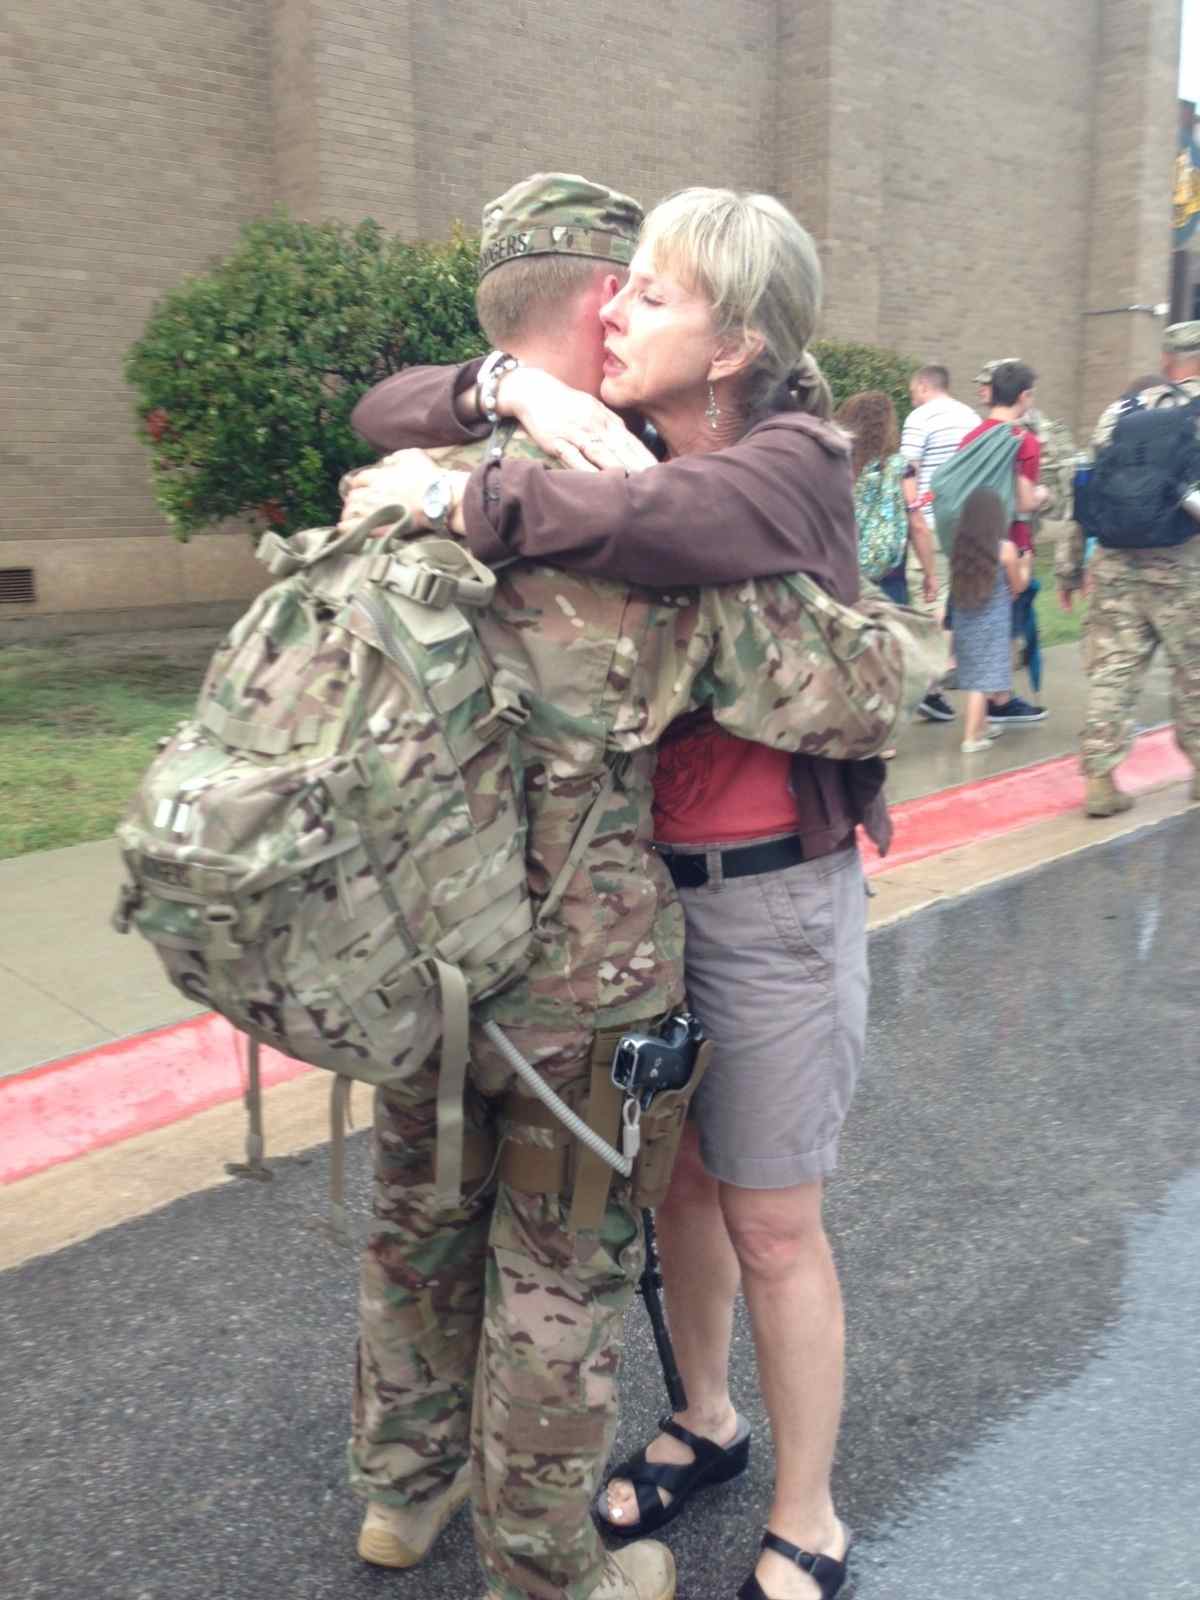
<box><xmin>706</xmin><ymin>382</ymin><xmax>720</xmax><ymax>430</ymax></box>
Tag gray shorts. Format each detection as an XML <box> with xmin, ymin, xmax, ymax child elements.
<box><xmin>673</xmin><ymin>843</ymin><xmax>869</xmax><ymax>1189</ymax></box>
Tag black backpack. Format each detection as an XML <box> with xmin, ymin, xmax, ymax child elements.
<box><xmin>1078</xmin><ymin>385</ymin><xmax>1200</xmax><ymax>549</ymax></box>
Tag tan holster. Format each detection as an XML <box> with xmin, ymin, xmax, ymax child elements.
<box><xmin>498</xmin><ymin>1023</ymin><xmax>711</xmax><ymax>1229</ymax></box>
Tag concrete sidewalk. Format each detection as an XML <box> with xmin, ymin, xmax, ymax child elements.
<box><xmin>0</xmin><ymin>639</ymin><xmax>1175</xmax><ymax>1082</ymax></box>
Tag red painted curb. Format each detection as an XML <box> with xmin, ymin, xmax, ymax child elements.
<box><xmin>860</xmin><ymin>725</ymin><xmax>1189</xmax><ymax>876</ymax></box>
<box><xmin>1</xmin><ymin>726</ymin><xmax>1190</xmax><ymax>1187</ymax></box>
<box><xmin>0</xmin><ymin>1016</ymin><xmax>308</xmax><ymax>1185</ymax></box>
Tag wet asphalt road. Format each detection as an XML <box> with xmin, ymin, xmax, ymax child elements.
<box><xmin>2</xmin><ymin>813</ymin><xmax>1199</xmax><ymax>1600</ymax></box>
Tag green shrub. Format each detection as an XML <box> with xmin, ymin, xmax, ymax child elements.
<box><xmin>813</xmin><ymin>339</ymin><xmax>917</xmax><ymax>423</ymax></box>
<box><xmin>126</xmin><ymin>214</ymin><xmax>487</xmax><ymax>538</ymax></box>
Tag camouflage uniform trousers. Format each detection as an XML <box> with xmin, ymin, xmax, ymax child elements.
<box><xmin>349</xmin><ymin>1025</ymin><xmax>646</xmax><ymax>1600</ymax></box>
<box><xmin>1080</xmin><ymin>535</ymin><xmax>1200</xmax><ymax>777</ymax></box>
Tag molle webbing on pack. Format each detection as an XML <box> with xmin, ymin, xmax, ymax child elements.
<box><xmin>114</xmin><ymin>514</ymin><xmax>537</xmax><ymax>1213</ymax></box>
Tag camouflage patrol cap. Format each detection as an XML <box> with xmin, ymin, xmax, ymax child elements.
<box><xmin>975</xmin><ymin>357</ymin><xmax>1021</xmax><ymax>384</ymax></box>
<box><xmin>1162</xmin><ymin>321</ymin><xmax>1200</xmax><ymax>355</ymax></box>
<box><xmin>478</xmin><ymin>172</ymin><xmax>643</xmax><ymax>281</ymax></box>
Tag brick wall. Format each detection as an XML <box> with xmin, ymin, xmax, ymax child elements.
<box><xmin>0</xmin><ymin>0</ymin><xmax>1183</xmax><ymax>629</ymax></box>
<box><xmin>878</xmin><ymin>0</ymin><xmax>1101</xmax><ymax>428</ymax></box>
<box><xmin>402</xmin><ymin>0</ymin><xmax>778</xmax><ymax>240</ymax></box>
<box><xmin>1080</xmin><ymin>0</ymin><xmax>1184</xmax><ymax>431</ymax></box>
<box><xmin>1</xmin><ymin>0</ymin><xmax>274</xmax><ymax>626</ymax></box>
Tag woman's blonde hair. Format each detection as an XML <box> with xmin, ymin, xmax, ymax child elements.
<box><xmin>638</xmin><ymin>187</ymin><xmax>831</xmax><ymax>423</ymax></box>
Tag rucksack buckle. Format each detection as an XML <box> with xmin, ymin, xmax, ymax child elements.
<box><xmin>202</xmin><ymin>903</ymin><xmax>244</xmax><ymax>960</ymax></box>
<box><xmin>402</xmin><ymin>566</ymin><xmax>455</xmax><ymax>608</ymax></box>
<box><xmin>475</xmin><ymin>682</ymin><xmax>529</xmax><ymax>742</ymax></box>
<box><xmin>372</xmin><ymin>556</ymin><xmax>455</xmax><ymax>609</ymax></box>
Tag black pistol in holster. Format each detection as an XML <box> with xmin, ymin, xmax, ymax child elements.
<box><xmin>611</xmin><ymin>1010</ymin><xmax>710</xmax><ymax>1413</ymax></box>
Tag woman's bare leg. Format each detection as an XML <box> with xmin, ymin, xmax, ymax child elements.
<box><xmin>962</xmin><ymin>688</ymin><xmax>989</xmax><ymax>742</ymax></box>
<box><xmin>721</xmin><ymin>1178</ymin><xmax>848</xmax><ymax>1599</ymax></box>
<box><xmin>602</xmin><ymin>1125</ymin><xmax>741</xmax><ymax>1525</ymax></box>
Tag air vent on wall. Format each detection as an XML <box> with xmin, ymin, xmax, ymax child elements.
<box><xmin>0</xmin><ymin>568</ymin><xmax>36</xmax><ymax>604</ymax></box>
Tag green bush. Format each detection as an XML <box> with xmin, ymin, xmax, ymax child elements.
<box><xmin>126</xmin><ymin>214</ymin><xmax>487</xmax><ymax>538</ymax></box>
<box><xmin>813</xmin><ymin>339</ymin><xmax>917</xmax><ymax>423</ymax></box>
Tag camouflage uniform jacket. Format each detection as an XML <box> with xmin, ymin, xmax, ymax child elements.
<box><xmin>1025</xmin><ymin>410</ymin><xmax>1079</xmax><ymax>527</ymax></box>
<box><xmin>341</xmin><ymin>425</ymin><xmax>940</xmax><ymax>1057</ymax></box>
<box><xmin>1056</xmin><ymin>377</ymin><xmax>1200</xmax><ymax>590</ymax></box>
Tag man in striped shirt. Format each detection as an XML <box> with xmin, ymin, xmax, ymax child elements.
<box><xmin>901</xmin><ymin>364</ymin><xmax>978</xmax><ymax>720</ymax></box>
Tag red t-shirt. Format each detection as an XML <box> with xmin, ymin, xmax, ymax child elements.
<box><xmin>652</xmin><ymin>717</ymin><xmax>797</xmax><ymax>846</ymax></box>
<box><xmin>959</xmin><ymin>419</ymin><xmax>1041</xmax><ymax>552</ymax></box>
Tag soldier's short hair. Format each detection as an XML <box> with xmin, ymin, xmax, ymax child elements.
<box><xmin>914</xmin><ymin>364</ymin><xmax>951</xmax><ymax>391</ymax></box>
<box><xmin>990</xmin><ymin>360</ymin><xmax>1037</xmax><ymax>406</ymax></box>
<box><xmin>476</xmin><ymin>255</ymin><xmax>611</xmax><ymax>347</ymax></box>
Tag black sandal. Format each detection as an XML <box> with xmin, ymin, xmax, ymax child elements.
<box><xmin>736</xmin><ymin>1528</ymin><xmax>853</xmax><ymax>1600</ymax></box>
<box><xmin>594</xmin><ymin>1413</ymin><xmax>751</xmax><ymax>1538</ymax></box>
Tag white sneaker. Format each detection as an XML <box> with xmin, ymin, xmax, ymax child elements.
<box><xmin>960</xmin><ymin>736</ymin><xmax>996</xmax><ymax>754</ymax></box>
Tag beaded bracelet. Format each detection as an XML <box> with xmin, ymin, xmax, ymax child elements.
<box><xmin>477</xmin><ymin>351</ymin><xmax>520</xmax><ymax>426</ymax></box>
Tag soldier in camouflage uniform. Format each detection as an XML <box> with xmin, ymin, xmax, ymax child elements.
<box><xmin>1056</xmin><ymin>321</ymin><xmax>1200</xmax><ymax>816</ymax></box>
<box><xmin>339</xmin><ymin>175</ymin><xmax>944</xmax><ymax>1600</ymax></box>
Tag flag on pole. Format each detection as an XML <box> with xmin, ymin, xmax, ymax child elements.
<box><xmin>1175</xmin><ymin>119</ymin><xmax>1200</xmax><ymax>245</ymax></box>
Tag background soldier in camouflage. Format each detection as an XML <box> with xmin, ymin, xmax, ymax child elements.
<box><xmin>1057</xmin><ymin>321</ymin><xmax>1200</xmax><ymax>816</ymax></box>
<box><xmin>341</xmin><ymin>174</ymin><xmax>944</xmax><ymax>1600</ymax></box>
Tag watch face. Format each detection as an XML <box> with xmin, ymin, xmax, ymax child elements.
<box><xmin>423</xmin><ymin>476</ymin><xmax>450</xmax><ymax>525</ymax></box>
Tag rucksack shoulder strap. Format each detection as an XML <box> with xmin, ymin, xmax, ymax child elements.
<box><xmin>534</xmin><ymin>762</ymin><xmax>622</xmax><ymax>933</ymax></box>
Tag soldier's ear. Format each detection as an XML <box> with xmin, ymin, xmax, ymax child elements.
<box><xmin>601</xmin><ymin>272</ymin><xmax>620</xmax><ymax>301</ymax></box>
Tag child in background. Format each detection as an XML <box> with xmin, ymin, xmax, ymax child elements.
<box><xmin>950</xmin><ymin>486</ymin><xmax>1034</xmax><ymax>752</ymax></box>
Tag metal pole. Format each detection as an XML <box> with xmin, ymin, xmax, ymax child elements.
<box><xmin>639</xmin><ymin>1207</ymin><xmax>687</xmax><ymax>1413</ymax></box>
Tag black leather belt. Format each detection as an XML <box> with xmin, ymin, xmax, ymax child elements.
<box><xmin>657</xmin><ymin>833</ymin><xmax>852</xmax><ymax>890</ymax></box>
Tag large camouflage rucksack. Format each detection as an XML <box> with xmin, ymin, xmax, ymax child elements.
<box><xmin>114</xmin><ymin>509</ymin><xmax>544</xmax><ymax>1221</ymax></box>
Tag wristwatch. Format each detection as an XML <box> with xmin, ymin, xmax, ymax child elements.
<box><xmin>476</xmin><ymin>349</ymin><xmax>520</xmax><ymax>425</ymax></box>
<box><xmin>421</xmin><ymin>473</ymin><xmax>455</xmax><ymax>531</ymax></box>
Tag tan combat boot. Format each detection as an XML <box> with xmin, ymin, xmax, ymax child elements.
<box><xmin>1084</xmin><ymin>774</ymin><xmax>1133</xmax><ymax>817</ymax></box>
<box><xmin>485</xmin><ymin>1542</ymin><xmax>675</xmax><ymax>1600</ymax></box>
<box><xmin>358</xmin><ymin>1469</ymin><xmax>470</xmax><ymax>1568</ymax></box>
<box><xmin>588</xmin><ymin>1543</ymin><xmax>676</xmax><ymax>1600</ymax></box>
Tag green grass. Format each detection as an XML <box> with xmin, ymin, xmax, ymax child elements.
<box><xmin>1032</xmin><ymin>547</ymin><xmax>1086</xmax><ymax>649</ymax></box>
<box><xmin>0</xmin><ymin>642</ymin><xmax>207</xmax><ymax>859</ymax></box>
